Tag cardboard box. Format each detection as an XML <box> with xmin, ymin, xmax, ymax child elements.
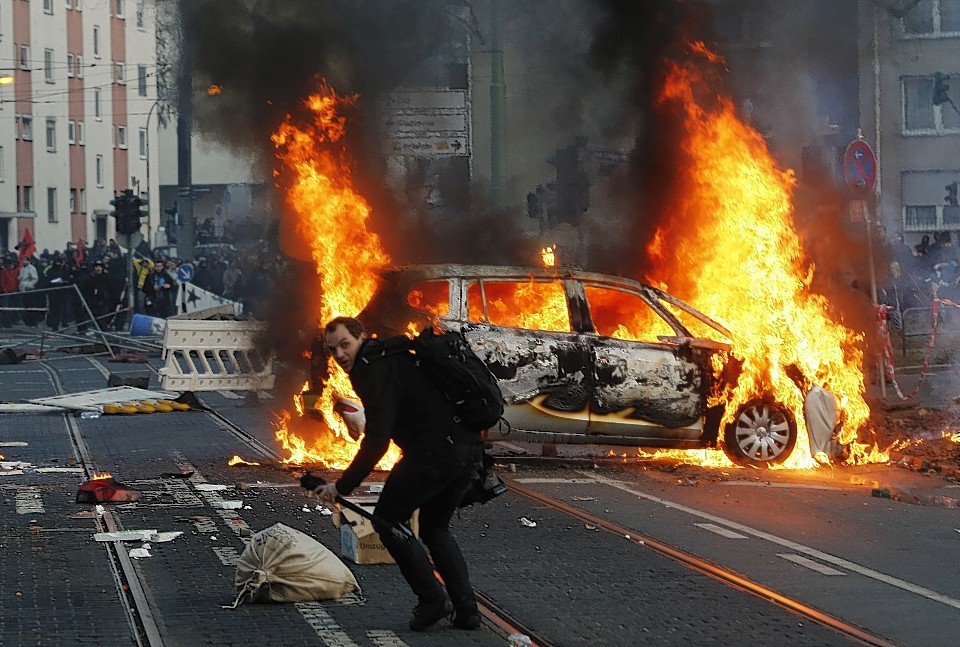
<box><xmin>332</xmin><ymin>491</ymin><xmax>419</xmax><ymax>565</ymax></box>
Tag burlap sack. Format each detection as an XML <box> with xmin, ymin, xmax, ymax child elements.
<box><xmin>227</xmin><ymin>523</ymin><xmax>361</xmax><ymax>608</ymax></box>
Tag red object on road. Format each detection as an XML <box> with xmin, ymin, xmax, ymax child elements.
<box><xmin>76</xmin><ymin>477</ymin><xmax>141</xmax><ymax>503</ymax></box>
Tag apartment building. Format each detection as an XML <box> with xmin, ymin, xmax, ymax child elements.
<box><xmin>0</xmin><ymin>0</ymin><xmax>158</xmax><ymax>254</ymax></box>
<box><xmin>859</xmin><ymin>0</ymin><xmax>960</xmax><ymax>243</ymax></box>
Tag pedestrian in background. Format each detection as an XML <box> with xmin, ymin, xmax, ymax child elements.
<box><xmin>42</xmin><ymin>257</ymin><xmax>71</xmax><ymax>331</ymax></box>
<box><xmin>0</xmin><ymin>256</ymin><xmax>19</xmax><ymax>327</ymax></box>
<box><xmin>83</xmin><ymin>261</ymin><xmax>116</xmax><ymax>330</ymax></box>
<box><xmin>316</xmin><ymin>316</ymin><xmax>484</xmax><ymax>632</ymax></box>
<box><xmin>18</xmin><ymin>256</ymin><xmax>39</xmax><ymax>327</ymax></box>
<box><xmin>143</xmin><ymin>259</ymin><xmax>175</xmax><ymax>318</ymax></box>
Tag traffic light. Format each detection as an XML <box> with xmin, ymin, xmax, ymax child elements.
<box><xmin>109</xmin><ymin>188</ymin><xmax>144</xmax><ymax>235</ymax></box>
<box><xmin>934</xmin><ymin>72</ymin><xmax>951</xmax><ymax>106</ymax></box>
<box><xmin>946</xmin><ymin>181</ymin><xmax>958</xmax><ymax>207</ymax></box>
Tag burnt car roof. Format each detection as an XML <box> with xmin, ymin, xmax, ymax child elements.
<box><xmin>379</xmin><ymin>263</ymin><xmax>733</xmax><ymax>342</ymax></box>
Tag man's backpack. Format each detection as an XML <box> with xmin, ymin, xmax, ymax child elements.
<box><xmin>409</xmin><ymin>326</ymin><xmax>505</xmax><ymax>433</ymax></box>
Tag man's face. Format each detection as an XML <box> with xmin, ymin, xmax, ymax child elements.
<box><xmin>325</xmin><ymin>324</ymin><xmax>367</xmax><ymax>373</ymax></box>
<box><xmin>154</xmin><ymin>262</ymin><xmax>164</xmax><ymax>272</ymax></box>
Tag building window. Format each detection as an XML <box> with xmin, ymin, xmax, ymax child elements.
<box><xmin>67</xmin><ymin>53</ymin><xmax>74</xmax><ymax>77</ymax></box>
<box><xmin>66</xmin><ymin>0</ymin><xmax>72</xmax><ymax>9</ymax></box>
<box><xmin>80</xmin><ymin>188</ymin><xmax>86</xmax><ymax>213</ymax></box>
<box><xmin>45</xmin><ymin>118</ymin><xmax>56</xmax><ymax>152</ymax></box>
<box><xmin>21</xmin><ymin>115</ymin><xmax>33</xmax><ymax>141</ymax></box>
<box><xmin>43</xmin><ymin>0</ymin><xmax>54</xmax><ymax>14</ymax></box>
<box><xmin>70</xmin><ymin>188</ymin><xmax>77</xmax><ymax>212</ymax></box>
<box><xmin>94</xmin><ymin>88</ymin><xmax>102</xmax><ymax>119</ymax></box>
<box><xmin>93</xmin><ymin>25</ymin><xmax>101</xmax><ymax>58</ymax></box>
<box><xmin>903</xmin><ymin>0</ymin><xmax>960</xmax><ymax>36</ymax></box>
<box><xmin>115</xmin><ymin>0</ymin><xmax>124</xmax><ymax>18</ymax></box>
<box><xmin>902</xmin><ymin>170</ymin><xmax>960</xmax><ymax>231</ymax></box>
<box><xmin>0</xmin><ymin>146</ymin><xmax>4</xmax><ymax>182</ymax></box>
<box><xmin>117</xmin><ymin>125</ymin><xmax>127</xmax><ymax>149</ymax></box>
<box><xmin>95</xmin><ymin>155</ymin><xmax>104</xmax><ymax>187</ymax></box>
<box><xmin>115</xmin><ymin>61</ymin><xmax>124</xmax><ymax>84</ymax></box>
<box><xmin>136</xmin><ymin>0</ymin><xmax>144</xmax><ymax>28</ymax></box>
<box><xmin>76</xmin><ymin>54</ymin><xmax>83</xmax><ymax>78</ymax></box>
<box><xmin>77</xmin><ymin>121</ymin><xmax>85</xmax><ymax>145</ymax></box>
<box><xmin>47</xmin><ymin>188</ymin><xmax>57</xmax><ymax>223</ymax></box>
<box><xmin>23</xmin><ymin>186</ymin><xmax>33</xmax><ymax>212</ymax></box>
<box><xmin>904</xmin><ymin>76</ymin><xmax>960</xmax><ymax>133</ymax></box>
<box><xmin>67</xmin><ymin>120</ymin><xmax>75</xmax><ymax>144</ymax></box>
<box><xmin>139</xmin><ymin>127</ymin><xmax>147</xmax><ymax>159</ymax></box>
<box><xmin>44</xmin><ymin>48</ymin><xmax>54</xmax><ymax>83</ymax></box>
<box><xmin>137</xmin><ymin>64</ymin><xmax>147</xmax><ymax>96</ymax></box>
<box><xmin>19</xmin><ymin>45</ymin><xmax>30</xmax><ymax>70</ymax></box>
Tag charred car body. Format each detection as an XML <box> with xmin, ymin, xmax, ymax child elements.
<box><xmin>350</xmin><ymin>264</ymin><xmax>803</xmax><ymax>468</ymax></box>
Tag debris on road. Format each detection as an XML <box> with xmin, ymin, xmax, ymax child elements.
<box><xmin>94</xmin><ymin>530</ymin><xmax>183</xmax><ymax>543</ymax></box>
<box><xmin>871</xmin><ymin>486</ymin><xmax>960</xmax><ymax>509</ymax></box>
<box><xmin>194</xmin><ymin>484</ymin><xmax>229</xmax><ymax>492</ymax></box>
<box><xmin>519</xmin><ymin>517</ymin><xmax>537</xmax><ymax>527</ymax></box>
<box><xmin>76</xmin><ymin>476</ymin><xmax>141</xmax><ymax>503</ymax></box>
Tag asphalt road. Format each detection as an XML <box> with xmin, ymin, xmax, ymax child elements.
<box><xmin>1</xmin><ymin>350</ymin><xmax>958</xmax><ymax>646</ymax></box>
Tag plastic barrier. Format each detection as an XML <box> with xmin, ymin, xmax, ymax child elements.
<box><xmin>158</xmin><ymin>319</ymin><xmax>275</xmax><ymax>392</ymax></box>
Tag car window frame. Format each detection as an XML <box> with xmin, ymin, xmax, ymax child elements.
<box><xmin>463</xmin><ymin>275</ymin><xmax>578</xmax><ymax>334</ymax></box>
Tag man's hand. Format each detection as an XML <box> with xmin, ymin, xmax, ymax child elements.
<box><xmin>316</xmin><ymin>481</ymin><xmax>340</xmax><ymax>506</ymax></box>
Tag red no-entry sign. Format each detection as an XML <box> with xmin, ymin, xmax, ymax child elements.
<box><xmin>843</xmin><ymin>139</ymin><xmax>877</xmax><ymax>197</ymax></box>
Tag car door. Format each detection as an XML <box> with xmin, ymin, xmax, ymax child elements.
<box><xmin>458</xmin><ymin>276</ymin><xmax>590</xmax><ymax>437</ymax></box>
<box><xmin>579</xmin><ymin>282</ymin><xmax>706</xmax><ymax>442</ymax></box>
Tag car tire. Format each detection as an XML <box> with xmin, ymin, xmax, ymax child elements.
<box><xmin>723</xmin><ymin>398</ymin><xmax>797</xmax><ymax>467</ymax></box>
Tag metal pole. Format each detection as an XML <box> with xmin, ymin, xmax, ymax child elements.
<box><xmin>144</xmin><ymin>100</ymin><xmax>159</xmax><ymax>248</ymax></box>
<box><xmin>176</xmin><ymin>0</ymin><xmax>196</xmax><ymax>257</ymax></box>
<box><xmin>489</xmin><ymin>0</ymin><xmax>506</xmax><ymax>209</ymax></box>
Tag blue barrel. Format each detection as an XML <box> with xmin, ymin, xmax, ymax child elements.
<box><xmin>129</xmin><ymin>314</ymin><xmax>166</xmax><ymax>336</ymax></box>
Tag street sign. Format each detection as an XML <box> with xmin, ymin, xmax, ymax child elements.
<box><xmin>843</xmin><ymin>139</ymin><xmax>877</xmax><ymax>196</ymax></box>
<box><xmin>387</xmin><ymin>89</ymin><xmax>467</xmax><ymax>112</ymax></box>
<box><xmin>384</xmin><ymin>113</ymin><xmax>468</xmax><ymax>137</ymax></box>
<box><xmin>177</xmin><ymin>263</ymin><xmax>195</xmax><ymax>283</ymax></box>
<box><xmin>390</xmin><ymin>136</ymin><xmax>469</xmax><ymax>158</ymax></box>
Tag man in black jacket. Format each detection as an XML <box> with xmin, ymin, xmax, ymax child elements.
<box><xmin>317</xmin><ymin>316</ymin><xmax>483</xmax><ymax>632</ymax></box>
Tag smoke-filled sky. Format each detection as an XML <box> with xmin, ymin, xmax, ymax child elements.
<box><xmin>180</xmin><ymin>0</ymin><xmax>868</xmax><ymax>349</ymax></box>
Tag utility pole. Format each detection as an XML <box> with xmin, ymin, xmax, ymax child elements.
<box><xmin>489</xmin><ymin>0</ymin><xmax>506</xmax><ymax>209</ymax></box>
<box><xmin>176</xmin><ymin>0</ymin><xmax>195</xmax><ymax>258</ymax></box>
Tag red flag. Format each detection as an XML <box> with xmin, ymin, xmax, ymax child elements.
<box><xmin>16</xmin><ymin>228</ymin><xmax>35</xmax><ymax>260</ymax></box>
<box><xmin>74</xmin><ymin>238</ymin><xmax>86</xmax><ymax>264</ymax></box>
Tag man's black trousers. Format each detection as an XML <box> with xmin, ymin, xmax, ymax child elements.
<box><xmin>373</xmin><ymin>433</ymin><xmax>484</xmax><ymax>611</ymax></box>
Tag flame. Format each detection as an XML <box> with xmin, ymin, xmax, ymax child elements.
<box><xmin>271</xmin><ymin>79</ymin><xmax>399</xmax><ymax>470</ymax></box>
<box><xmin>541</xmin><ymin>244</ymin><xmax>557</xmax><ymax>268</ymax></box>
<box><xmin>207</xmin><ymin>84</ymin><xmax>222</xmax><ymax>96</ymax></box>
<box><xmin>227</xmin><ymin>456</ymin><xmax>260</xmax><ymax>466</ymax></box>
<box><xmin>90</xmin><ymin>471</ymin><xmax>113</xmax><ymax>479</ymax></box>
<box><xmin>0</xmin><ymin>453</ymin><xmax>4</xmax><ymax>460</ymax></box>
<box><xmin>646</xmin><ymin>45</ymin><xmax>871</xmax><ymax>468</ymax></box>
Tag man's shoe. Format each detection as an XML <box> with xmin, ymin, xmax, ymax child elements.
<box><xmin>452</xmin><ymin>608</ymin><xmax>481</xmax><ymax>630</ymax></box>
<box><xmin>409</xmin><ymin>596</ymin><xmax>453</xmax><ymax>632</ymax></box>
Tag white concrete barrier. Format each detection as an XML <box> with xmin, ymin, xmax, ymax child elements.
<box><xmin>159</xmin><ymin>319</ymin><xmax>275</xmax><ymax>392</ymax></box>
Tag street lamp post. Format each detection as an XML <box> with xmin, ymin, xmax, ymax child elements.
<box><xmin>125</xmin><ymin>99</ymin><xmax>159</xmax><ymax>319</ymax></box>
<box><xmin>144</xmin><ymin>99</ymin><xmax>159</xmax><ymax>248</ymax></box>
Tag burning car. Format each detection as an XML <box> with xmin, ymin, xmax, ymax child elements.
<box><xmin>348</xmin><ymin>263</ymin><xmax>828</xmax><ymax>468</ymax></box>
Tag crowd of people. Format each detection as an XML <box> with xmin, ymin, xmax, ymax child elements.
<box><xmin>0</xmin><ymin>236</ymin><xmax>285</xmax><ymax>333</ymax></box>
<box><xmin>879</xmin><ymin>229</ymin><xmax>960</xmax><ymax>313</ymax></box>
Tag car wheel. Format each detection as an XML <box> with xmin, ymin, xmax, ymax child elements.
<box><xmin>723</xmin><ymin>399</ymin><xmax>797</xmax><ymax>467</ymax></box>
